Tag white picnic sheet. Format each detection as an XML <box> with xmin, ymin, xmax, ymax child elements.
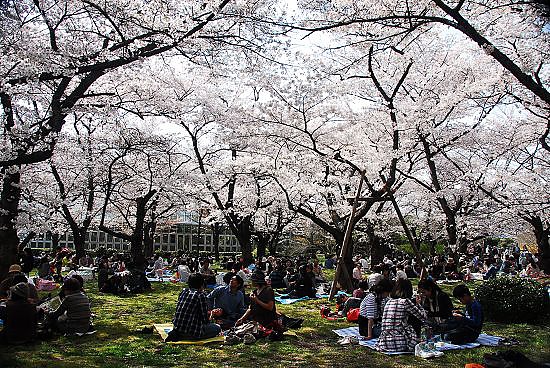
<box><xmin>332</xmin><ymin>326</ymin><xmax>502</xmax><ymax>355</ymax></box>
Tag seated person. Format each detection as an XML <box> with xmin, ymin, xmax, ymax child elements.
<box><xmin>441</xmin><ymin>284</ymin><xmax>483</xmax><ymax>344</ymax></box>
<box><xmin>284</xmin><ymin>264</ymin><xmax>315</xmax><ymax>298</ymax></box>
<box><xmin>37</xmin><ymin>256</ymin><xmax>52</xmax><ymax>279</ymax></box>
<box><xmin>417</xmin><ymin>279</ymin><xmax>453</xmax><ymax>332</ymax></box>
<box><xmin>483</xmin><ymin>261</ymin><xmax>498</xmax><ymax>280</ymax></box>
<box><xmin>352</xmin><ymin>280</ymin><xmax>369</xmax><ymax>300</ymax></box>
<box><xmin>0</xmin><ymin>282</ymin><xmax>37</xmax><ymax>344</ymax></box>
<box><xmin>0</xmin><ymin>264</ymin><xmax>23</xmax><ymax>299</ymax></box>
<box><xmin>11</xmin><ymin>273</ymin><xmax>39</xmax><ymax>304</ymax></box>
<box><xmin>375</xmin><ymin>279</ymin><xmax>427</xmax><ymax>352</ymax></box>
<box><xmin>236</xmin><ymin>271</ymin><xmax>281</xmax><ymax>331</ymax></box>
<box><xmin>46</xmin><ymin>277</ymin><xmax>92</xmax><ymax>334</ymax></box>
<box><xmin>167</xmin><ymin>273</ymin><xmax>221</xmax><ymax>341</ymax></box>
<box><xmin>336</xmin><ymin>294</ymin><xmax>361</xmax><ymax>317</ymax></box>
<box><xmin>268</xmin><ymin>265</ymin><xmax>287</xmax><ymax>289</ymax></box>
<box><xmin>207</xmin><ymin>274</ymin><xmax>246</xmax><ymax>329</ymax></box>
<box><xmin>312</xmin><ymin>260</ymin><xmax>326</xmax><ymax>284</ymax></box>
<box><xmin>367</xmin><ymin>265</ymin><xmax>383</xmax><ymax>289</ymax></box>
<box><xmin>199</xmin><ymin>260</ymin><xmax>216</xmax><ymax>285</ymax></box>
<box><xmin>358</xmin><ymin>279</ymin><xmax>393</xmax><ymax>339</ymax></box>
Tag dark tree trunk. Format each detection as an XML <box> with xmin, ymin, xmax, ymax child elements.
<box><xmin>235</xmin><ymin>218</ymin><xmax>254</xmax><ymax>265</ymax></box>
<box><xmin>529</xmin><ymin>216</ymin><xmax>550</xmax><ymax>274</ymax></box>
<box><xmin>255</xmin><ymin>233</ymin><xmax>268</xmax><ymax>261</ymax></box>
<box><xmin>143</xmin><ymin>220</ymin><xmax>156</xmax><ymax>259</ymax></box>
<box><xmin>211</xmin><ymin>223</ymin><xmax>222</xmax><ymax>262</ymax></box>
<box><xmin>0</xmin><ymin>169</ymin><xmax>21</xmax><ymax>280</ymax></box>
<box><xmin>73</xmin><ymin>230</ymin><xmax>87</xmax><ymax>260</ymax></box>
<box><xmin>19</xmin><ymin>231</ymin><xmax>36</xmax><ymax>253</ymax></box>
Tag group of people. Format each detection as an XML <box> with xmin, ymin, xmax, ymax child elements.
<box><xmin>0</xmin><ymin>263</ymin><xmax>92</xmax><ymax>344</ymax></box>
<box><xmin>356</xmin><ymin>277</ymin><xmax>483</xmax><ymax>352</ymax></box>
<box><xmin>167</xmin><ymin>270</ymin><xmax>281</xmax><ymax>341</ymax></box>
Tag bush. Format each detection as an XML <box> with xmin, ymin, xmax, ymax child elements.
<box><xmin>475</xmin><ymin>276</ymin><xmax>550</xmax><ymax>323</ymax></box>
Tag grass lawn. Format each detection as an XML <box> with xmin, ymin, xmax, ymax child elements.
<box><xmin>1</xmin><ymin>279</ymin><xmax>549</xmax><ymax>368</ymax></box>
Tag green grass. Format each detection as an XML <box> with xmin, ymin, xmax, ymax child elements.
<box><xmin>1</xmin><ymin>280</ymin><xmax>549</xmax><ymax>368</ymax></box>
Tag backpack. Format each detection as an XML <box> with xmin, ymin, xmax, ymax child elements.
<box><xmin>346</xmin><ymin>308</ymin><xmax>360</xmax><ymax>323</ymax></box>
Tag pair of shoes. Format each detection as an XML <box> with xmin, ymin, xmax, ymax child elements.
<box><xmin>338</xmin><ymin>336</ymin><xmax>359</xmax><ymax>345</ymax></box>
<box><xmin>242</xmin><ymin>333</ymin><xmax>256</xmax><ymax>345</ymax></box>
<box><xmin>224</xmin><ymin>333</ymin><xmax>242</xmax><ymax>345</ymax></box>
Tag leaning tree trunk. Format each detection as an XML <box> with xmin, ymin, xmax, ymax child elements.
<box><xmin>0</xmin><ymin>169</ymin><xmax>21</xmax><ymax>280</ymax></box>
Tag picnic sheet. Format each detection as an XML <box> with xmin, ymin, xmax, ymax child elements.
<box><xmin>332</xmin><ymin>326</ymin><xmax>502</xmax><ymax>355</ymax></box>
<box><xmin>153</xmin><ymin>323</ymin><xmax>225</xmax><ymax>345</ymax></box>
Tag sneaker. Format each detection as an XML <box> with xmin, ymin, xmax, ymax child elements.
<box><xmin>242</xmin><ymin>333</ymin><xmax>256</xmax><ymax>345</ymax></box>
<box><xmin>339</xmin><ymin>336</ymin><xmax>352</xmax><ymax>345</ymax></box>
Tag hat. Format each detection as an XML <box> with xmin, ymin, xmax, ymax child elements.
<box><xmin>8</xmin><ymin>264</ymin><xmax>22</xmax><ymax>273</ymax></box>
<box><xmin>250</xmin><ymin>271</ymin><xmax>267</xmax><ymax>284</ymax></box>
<box><xmin>10</xmin><ymin>282</ymin><xmax>29</xmax><ymax>299</ymax></box>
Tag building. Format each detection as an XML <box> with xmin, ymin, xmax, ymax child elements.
<box><xmin>28</xmin><ymin>211</ymin><xmax>241</xmax><ymax>253</ymax></box>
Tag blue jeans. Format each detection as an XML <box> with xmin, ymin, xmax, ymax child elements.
<box><xmin>202</xmin><ymin>323</ymin><xmax>222</xmax><ymax>339</ymax></box>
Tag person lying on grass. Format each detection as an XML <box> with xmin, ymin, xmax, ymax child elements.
<box><xmin>440</xmin><ymin>284</ymin><xmax>483</xmax><ymax>344</ymax></box>
<box><xmin>166</xmin><ymin>273</ymin><xmax>221</xmax><ymax>342</ymax></box>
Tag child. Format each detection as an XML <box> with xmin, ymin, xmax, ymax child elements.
<box><xmin>443</xmin><ymin>284</ymin><xmax>483</xmax><ymax>344</ymax></box>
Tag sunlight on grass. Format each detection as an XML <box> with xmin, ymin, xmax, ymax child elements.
<box><xmin>1</xmin><ymin>279</ymin><xmax>548</xmax><ymax>368</ymax></box>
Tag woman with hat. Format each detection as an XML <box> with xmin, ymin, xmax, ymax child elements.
<box><xmin>235</xmin><ymin>271</ymin><xmax>280</xmax><ymax>331</ymax></box>
<box><xmin>0</xmin><ymin>282</ymin><xmax>38</xmax><ymax>344</ymax></box>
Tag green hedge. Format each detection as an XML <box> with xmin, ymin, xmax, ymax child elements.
<box><xmin>475</xmin><ymin>276</ymin><xmax>550</xmax><ymax>323</ymax></box>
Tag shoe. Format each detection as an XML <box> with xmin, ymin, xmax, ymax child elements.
<box><xmin>242</xmin><ymin>333</ymin><xmax>256</xmax><ymax>345</ymax></box>
<box><xmin>339</xmin><ymin>336</ymin><xmax>353</xmax><ymax>345</ymax></box>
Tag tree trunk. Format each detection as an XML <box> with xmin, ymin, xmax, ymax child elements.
<box><xmin>19</xmin><ymin>231</ymin><xmax>36</xmax><ymax>253</ymax></box>
<box><xmin>73</xmin><ymin>230</ymin><xmax>87</xmax><ymax>260</ymax></box>
<box><xmin>211</xmin><ymin>223</ymin><xmax>221</xmax><ymax>262</ymax></box>
<box><xmin>256</xmin><ymin>233</ymin><xmax>268</xmax><ymax>260</ymax></box>
<box><xmin>235</xmin><ymin>218</ymin><xmax>254</xmax><ymax>265</ymax></box>
<box><xmin>0</xmin><ymin>169</ymin><xmax>21</xmax><ymax>279</ymax></box>
<box><xmin>530</xmin><ymin>216</ymin><xmax>550</xmax><ymax>274</ymax></box>
<box><xmin>143</xmin><ymin>220</ymin><xmax>156</xmax><ymax>259</ymax></box>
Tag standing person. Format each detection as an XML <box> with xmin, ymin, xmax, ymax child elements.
<box><xmin>358</xmin><ymin>279</ymin><xmax>393</xmax><ymax>339</ymax></box>
<box><xmin>166</xmin><ymin>273</ymin><xmax>221</xmax><ymax>341</ymax></box>
<box><xmin>441</xmin><ymin>284</ymin><xmax>483</xmax><ymax>344</ymax></box>
<box><xmin>376</xmin><ymin>279</ymin><xmax>427</xmax><ymax>353</ymax></box>
<box><xmin>235</xmin><ymin>271</ymin><xmax>280</xmax><ymax>331</ymax></box>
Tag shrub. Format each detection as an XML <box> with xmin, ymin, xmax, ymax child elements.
<box><xmin>475</xmin><ymin>276</ymin><xmax>550</xmax><ymax>323</ymax></box>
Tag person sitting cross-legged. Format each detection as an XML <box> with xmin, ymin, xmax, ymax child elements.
<box><xmin>46</xmin><ymin>277</ymin><xmax>92</xmax><ymax>334</ymax></box>
<box><xmin>440</xmin><ymin>284</ymin><xmax>483</xmax><ymax>344</ymax></box>
<box><xmin>166</xmin><ymin>273</ymin><xmax>221</xmax><ymax>341</ymax></box>
<box><xmin>207</xmin><ymin>274</ymin><xmax>247</xmax><ymax>329</ymax></box>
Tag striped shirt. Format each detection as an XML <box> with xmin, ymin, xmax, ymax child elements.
<box><xmin>359</xmin><ymin>293</ymin><xmax>387</xmax><ymax>320</ymax></box>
